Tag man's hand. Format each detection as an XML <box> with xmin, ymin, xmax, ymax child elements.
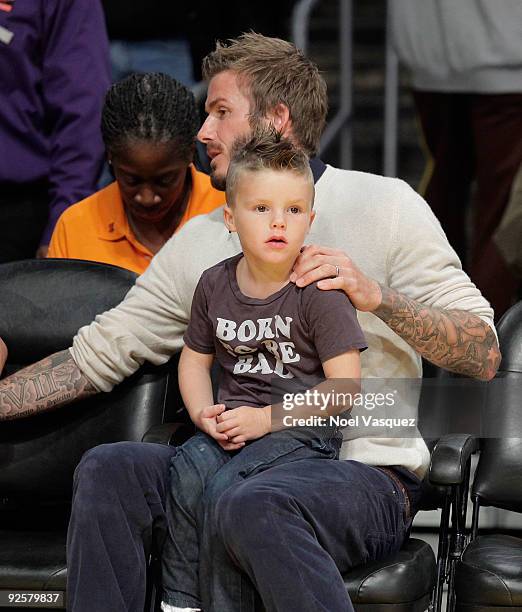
<box><xmin>0</xmin><ymin>337</ymin><xmax>7</xmax><ymax>374</ymax></box>
<box><xmin>290</xmin><ymin>244</ymin><xmax>382</xmax><ymax>311</ymax></box>
<box><xmin>290</xmin><ymin>244</ymin><xmax>500</xmax><ymax>381</ymax></box>
<box><xmin>216</xmin><ymin>405</ymin><xmax>270</xmax><ymax>444</ymax></box>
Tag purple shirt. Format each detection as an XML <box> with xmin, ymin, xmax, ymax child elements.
<box><xmin>0</xmin><ymin>0</ymin><xmax>110</xmax><ymax>244</ymax></box>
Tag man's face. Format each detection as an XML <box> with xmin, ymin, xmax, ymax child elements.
<box><xmin>198</xmin><ymin>71</ymin><xmax>253</xmax><ymax>190</ymax></box>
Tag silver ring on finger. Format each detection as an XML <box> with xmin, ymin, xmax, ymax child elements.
<box><xmin>335</xmin><ymin>264</ymin><xmax>340</xmax><ymax>277</ymax></box>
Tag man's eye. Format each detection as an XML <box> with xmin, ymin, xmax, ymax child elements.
<box><xmin>217</xmin><ymin>108</ymin><xmax>228</xmax><ymax>118</ymax></box>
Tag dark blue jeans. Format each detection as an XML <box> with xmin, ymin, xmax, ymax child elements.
<box><xmin>210</xmin><ymin>459</ymin><xmax>420</xmax><ymax>612</ymax></box>
<box><xmin>161</xmin><ymin>428</ymin><xmax>340</xmax><ymax>608</ymax></box>
<box><xmin>66</xmin><ymin>441</ymin><xmax>419</xmax><ymax>612</ymax></box>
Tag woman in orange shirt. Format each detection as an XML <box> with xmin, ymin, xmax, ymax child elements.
<box><xmin>48</xmin><ymin>73</ymin><xmax>225</xmax><ymax>274</ymax></box>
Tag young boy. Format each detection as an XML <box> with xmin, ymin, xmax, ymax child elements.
<box><xmin>161</xmin><ymin>132</ymin><xmax>367</xmax><ymax>612</ymax></box>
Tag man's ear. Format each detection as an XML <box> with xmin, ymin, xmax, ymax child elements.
<box><xmin>223</xmin><ymin>204</ymin><xmax>236</xmax><ymax>232</ymax></box>
<box><xmin>267</xmin><ymin>103</ymin><xmax>292</xmax><ymax>137</ymax></box>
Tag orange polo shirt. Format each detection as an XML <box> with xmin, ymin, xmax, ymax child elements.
<box><xmin>48</xmin><ymin>165</ymin><xmax>225</xmax><ymax>274</ymax></box>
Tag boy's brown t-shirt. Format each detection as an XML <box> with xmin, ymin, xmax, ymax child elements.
<box><xmin>184</xmin><ymin>254</ymin><xmax>367</xmax><ymax>409</ymax></box>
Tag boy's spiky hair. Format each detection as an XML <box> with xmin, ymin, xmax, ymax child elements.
<box><xmin>226</xmin><ymin>129</ymin><xmax>314</xmax><ymax>205</ymax></box>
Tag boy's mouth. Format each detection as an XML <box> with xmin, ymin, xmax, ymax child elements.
<box><xmin>266</xmin><ymin>235</ymin><xmax>288</xmax><ymax>248</ymax></box>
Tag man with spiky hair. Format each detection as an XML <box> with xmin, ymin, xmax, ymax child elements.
<box><xmin>0</xmin><ymin>33</ymin><xmax>500</xmax><ymax>612</ymax></box>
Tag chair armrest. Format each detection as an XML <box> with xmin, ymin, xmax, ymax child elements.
<box><xmin>142</xmin><ymin>422</ymin><xmax>196</xmax><ymax>446</ymax></box>
<box><xmin>428</xmin><ymin>434</ymin><xmax>478</xmax><ymax>485</ymax></box>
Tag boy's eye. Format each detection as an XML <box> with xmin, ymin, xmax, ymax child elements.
<box><xmin>289</xmin><ymin>206</ymin><xmax>301</xmax><ymax>214</ymax></box>
<box><xmin>255</xmin><ymin>205</ymin><xmax>267</xmax><ymax>213</ymax></box>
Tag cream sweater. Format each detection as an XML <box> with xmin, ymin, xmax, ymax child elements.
<box><xmin>71</xmin><ymin>166</ymin><xmax>494</xmax><ymax>477</ymax></box>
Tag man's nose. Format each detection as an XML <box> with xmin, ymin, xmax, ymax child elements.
<box><xmin>197</xmin><ymin>115</ymin><xmax>214</xmax><ymax>143</ymax></box>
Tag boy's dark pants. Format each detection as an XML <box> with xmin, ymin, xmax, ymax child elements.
<box><xmin>161</xmin><ymin>429</ymin><xmax>340</xmax><ymax>609</ymax></box>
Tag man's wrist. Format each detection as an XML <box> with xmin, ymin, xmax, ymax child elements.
<box><xmin>368</xmin><ymin>281</ymin><xmax>384</xmax><ymax>313</ymax></box>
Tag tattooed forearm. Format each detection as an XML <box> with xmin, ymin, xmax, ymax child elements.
<box><xmin>374</xmin><ymin>285</ymin><xmax>501</xmax><ymax>380</ymax></box>
<box><xmin>0</xmin><ymin>350</ymin><xmax>98</xmax><ymax>421</ymax></box>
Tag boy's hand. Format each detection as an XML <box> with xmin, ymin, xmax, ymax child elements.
<box><xmin>216</xmin><ymin>405</ymin><xmax>270</xmax><ymax>443</ymax></box>
<box><xmin>197</xmin><ymin>404</ymin><xmax>228</xmax><ymax>440</ymax></box>
<box><xmin>197</xmin><ymin>404</ymin><xmax>245</xmax><ymax>451</ymax></box>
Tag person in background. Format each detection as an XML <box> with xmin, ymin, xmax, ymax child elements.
<box><xmin>391</xmin><ymin>0</ymin><xmax>522</xmax><ymax>319</ymax></box>
<box><xmin>0</xmin><ymin>0</ymin><xmax>110</xmax><ymax>261</ymax></box>
<box><xmin>47</xmin><ymin>73</ymin><xmax>225</xmax><ymax>275</ymax></box>
<box><xmin>102</xmin><ymin>1</ymin><xmax>195</xmax><ymax>87</ymax></box>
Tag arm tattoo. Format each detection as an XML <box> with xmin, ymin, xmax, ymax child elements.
<box><xmin>374</xmin><ymin>285</ymin><xmax>501</xmax><ymax>380</ymax></box>
<box><xmin>0</xmin><ymin>350</ymin><xmax>97</xmax><ymax>421</ymax></box>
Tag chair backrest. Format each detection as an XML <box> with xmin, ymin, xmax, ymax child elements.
<box><xmin>471</xmin><ymin>301</ymin><xmax>522</xmax><ymax>513</ymax></box>
<box><xmin>0</xmin><ymin>259</ymin><xmax>177</xmax><ymax>504</ymax></box>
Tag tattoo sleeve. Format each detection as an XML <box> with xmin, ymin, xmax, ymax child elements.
<box><xmin>0</xmin><ymin>350</ymin><xmax>98</xmax><ymax>421</ymax></box>
<box><xmin>374</xmin><ymin>285</ymin><xmax>501</xmax><ymax>381</ymax></box>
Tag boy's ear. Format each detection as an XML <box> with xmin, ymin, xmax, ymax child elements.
<box><xmin>223</xmin><ymin>204</ymin><xmax>236</xmax><ymax>232</ymax></box>
<box><xmin>308</xmin><ymin>210</ymin><xmax>316</xmax><ymax>231</ymax></box>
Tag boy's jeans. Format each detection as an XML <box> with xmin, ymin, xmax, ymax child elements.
<box><xmin>161</xmin><ymin>428</ymin><xmax>340</xmax><ymax>609</ymax></box>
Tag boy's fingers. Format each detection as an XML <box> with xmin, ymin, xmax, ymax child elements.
<box><xmin>216</xmin><ymin>419</ymin><xmax>238</xmax><ymax>433</ymax></box>
<box><xmin>218</xmin><ymin>408</ymin><xmax>235</xmax><ymax>419</ymax></box>
<box><xmin>219</xmin><ymin>440</ymin><xmax>245</xmax><ymax>451</ymax></box>
<box><xmin>201</xmin><ymin>406</ymin><xmax>216</xmax><ymax>418</ymax></box>
<box><xmin>230</xmin><ymin>435</ymin><xmax>246</xmax><ymax>444</ymax></box>
<box><xmin>223</xmin><ymin>426</ymin><xmax>242</xmax><ymax>438</ymax></box>
<box><xmin>205</xmin><ymin>427</ymin><xmax>229</xmax><ymax>441</ymax></box>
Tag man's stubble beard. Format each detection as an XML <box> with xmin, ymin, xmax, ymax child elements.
<box><xmin>209</xmin><ymin>121</ymin><xmax>265</xmax><ymax>192</ymax></box>
<box><xmin>210</xmin><ymin>171</ymin><xmax>227</xmax><ymax>191</ymax></box>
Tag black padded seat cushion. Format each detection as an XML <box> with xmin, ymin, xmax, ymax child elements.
<box><xmin>456</xmin><ymin>534</ymin><xmax>522</xmax><ymax>606</ymax></box>
<box><xmin>344</xmin><ymin>538</ymin><xmax>436</xmax><ymax>603</ymax></box>
<box><xmin>0</xmin><ymin>531</ymin><xmax>66</xmax><ymax>590</ymax></box>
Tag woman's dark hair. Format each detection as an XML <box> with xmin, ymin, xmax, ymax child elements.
<box><xmin>101</xmin><ymin>72</ymin><xmax>199</xmax><ymax>161</ymax></box>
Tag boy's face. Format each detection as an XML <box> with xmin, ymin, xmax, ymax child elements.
<box><xmin>224</xmin><ymin>169</ymin><xmax>315</xmax><ymax>268</ymax></box>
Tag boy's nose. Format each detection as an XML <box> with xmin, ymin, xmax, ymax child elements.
<box><xmin>271</xmin><ymin>215</ymin><xmax>286</xmax><ymax>229</ymax></box>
